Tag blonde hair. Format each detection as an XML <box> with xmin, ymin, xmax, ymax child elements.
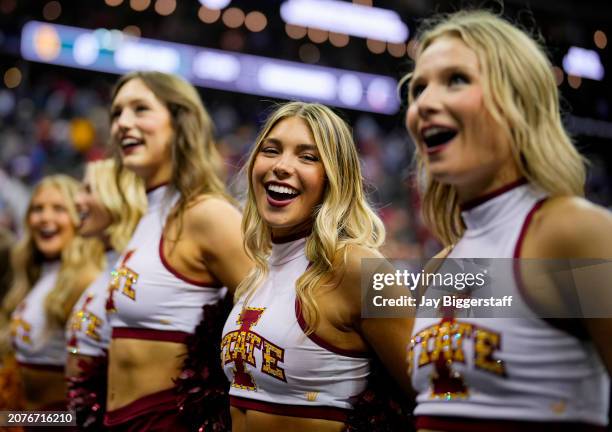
<box><xmin>236</xmin><ymin>102</ymin><xmax>385</xmax><ymax>333</ymax></box>
<box><xmin>404</xmin><ymin>10</ymin><xmax>586</xmax><ymax>246</ymax></box>
<box><xmin>86</xmin><ymin>159</ymin><xmax>146</xmax><ymax>252</ymax></box>
<box><xmin>0</xmin><ymin>175</ymin><xmax>104</xmax><ymax>356</ymax></box>
<box><xmin>110</xmin><ymin>72</ymin><xmax>232</xmax><ymax>233</ymax></box>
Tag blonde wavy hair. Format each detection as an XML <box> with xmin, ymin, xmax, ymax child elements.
<box><xmin>110</xmin><ymin>72</ymin><xmax>233</xmax><ymax>234</ymax></box>
<box><xmin>85</xmin><ymin>159</ymin><xmax>146</xmax><ymax>252</ymax></box>
<box><xmin>0</xmin><ymin>175</ymin><xmax>104</xmax><ymax>356</ymax></box>
<box><xmin>404</xmin><ymin>10</ymin><xmax>586</xmax><ymax>246</ymax></box>
<box><xmin>236</xmin><ymin>102</ymin><xmax>385</xmax><ymax>333</ymax></box>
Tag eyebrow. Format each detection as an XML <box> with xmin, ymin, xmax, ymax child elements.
<box><xmin>111</xmin><ymin>97</ymin><xmax>150</xmax><ymax>109</ymax></box>
<box><xmin>411</xmin><ymin>63</ymin><xmax>475</xmax><ymax>84</ymax></box>
<box><xmin>263</xmin><ymin>138</ymin><xmax>318</xmax><ymax>152</ymax></box>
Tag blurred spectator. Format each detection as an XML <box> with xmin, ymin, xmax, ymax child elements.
<box><xmin>0</xmin><ymin>227</ymin><xmax>13</xmax><ymax>300</ymax></box>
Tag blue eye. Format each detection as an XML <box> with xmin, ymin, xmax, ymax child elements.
<box><xmin>449</xmin><ymin>73</ymin><xmax>469</xmax><ymax>85</ymax></box>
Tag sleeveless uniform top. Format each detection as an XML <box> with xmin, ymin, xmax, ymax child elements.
<box><xmin>221</xmin><ymin>237</ymin><xmax>370</xmax><ymax>422</ymax></box>
<box><xmin>11</xmin><ymin>261</ymin><xmax>66</xmax><ymax>369</ymax></box>
<box><xmin>410</xmin><ymin>181</ymin><xmax>610</xmax><ymax>430</ymax></box>
<box><xmin>66</xmin><ymin>250</ymin><xmax>118</xmax><ymax>357</ymax></box>
<box><xmin>107</xmin><ymin>185</ymin><xmax>225</xmax><ymax>343</ymax></box>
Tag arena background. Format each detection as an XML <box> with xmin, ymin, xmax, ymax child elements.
<box><xmin>0</xmin><ymin>0</ymin><xmax>610</xmax><ymax>259</ymax></box>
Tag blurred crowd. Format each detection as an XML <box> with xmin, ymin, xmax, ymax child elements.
<box><xmin>2</xmin><ymin>71</ymin><xmax>611</xmax><ymax>261</ymax></box>
<box><xmin>0</xmin><ymin>69</ymin><xmax>437</xmax><ymax>259</ymax></box>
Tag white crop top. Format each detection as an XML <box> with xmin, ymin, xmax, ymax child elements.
<box><xmin>66</xmin><ymin>250</ymin><xmax>118</xmax><ymax>357</ymax></box>
<box><xmin>106</xmin><ymin>185</ymin><xmax>226</xmax><ymax>343</ymax></box>
<box><xmin>11</xmin><ymin>261</ymin><xmax>66</xmax><ymax>368</ymax></box>
<box><xmin>221</xmin><ymin>237</ymin><xmax>370</xmax><ymax>422</ymax></box>
<box><xmin>410</xmin><ymin>181</ymin><xmax>610</xmax><ymax>429</ymax></box>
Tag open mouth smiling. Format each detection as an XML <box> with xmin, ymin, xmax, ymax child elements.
<box><xmin>265</xmin><ymin>183</ymin><xmax>300</xmax><ymax>207</ymax></box>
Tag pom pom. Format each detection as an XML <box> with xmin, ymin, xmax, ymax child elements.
<box><xmin>66</xmin><ymin>354</ymin><xmax>108</xmax><ymax>430</ymax></box>
<box><xmin>174</xmin><ymin>295</ymin><xmax>233</xmax><ymax>431</ymax></box>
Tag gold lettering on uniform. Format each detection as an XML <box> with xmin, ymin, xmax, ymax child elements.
<box><xmin>85</xmin><ymin>313</ymin><xmax>102</xmax><ymax>341</ymax></box>
<box><xmin>221</xmin><ymin>332</ymin><xmax>238</xmax><ymax>364</ymax></box>
<box><xmin>245</xmin><ymin>333</ymin><xmax>262</xmax><ymax>365</ymax></box>
<box><xmin>70</xmin><ymin>311</ymin><xmax>83</xmax><ymax>332</ymax></box>
<box><xmin>261</xmin><ymin>340</ymin><xmax>286</xmax><ymax>381</ymax></box>
<box><xmin>417</xmin><ymin>327</ymin><xmax>433</xmax><ymax>366</ymax></box>
<box><xmin>306</xmin><ymin>392</ymin><xmax>319</xmax><ymax>402</ymax></box>
<box><xmin>232</xmin><ymin>331</ymin><xmax>248</xmax><ymax>363</ymax></box>
<box><xmin>407</xmin><ymin>339</ymin><xmax>415</xmax><ymax>376</ymax></box>
<box><xmin>452</xmin><ymin>322</ymin><xmax>473</xmax><ymax>363</ymax></box>
<box><xmin>119</xmin><ymin>268</ymin><xmax>138</xmax><ymax>300</ymax></box>
<box><xmin>430</xmin><ymin>321</ymin><xmax>453</xmax><ymax>363</ymax></box>
<box><xmin>11</xmin><ymin>318</ymin><xmax>31</xmax><ymax>344</ymax></box>
<box><xmin>473</xmin><ymin>328</ymin><xmax>505</xmax><ymax>376</ymax></box>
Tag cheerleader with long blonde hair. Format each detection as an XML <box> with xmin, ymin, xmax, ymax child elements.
<box><xmin>221</xmin><ymin>101</ymin><xmax>412</xmax><ymax>432</ymax></box>
<box><xmin>65</xmin><ymin>159</ymin><xmax>146</xmax><ymax>429</ymax></box>
<box><xmin>104</xmin><ymin>71</ymin><xmax>252</xmax><ymax>431</ymax></box>
<box><xmin>0</xmin><ymin>174</ymin><xmax>104</xmax><ymax>411</ymax></box>
<box><xmin>405</xmin><ymin>10</ymin><xmax>612</xmax><ymax>430</ymax></box>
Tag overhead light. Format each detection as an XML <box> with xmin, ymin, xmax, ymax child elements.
<box><xmin>199</xmin><ymin>0</ymin><xmax>230</xmax><ymax>9</ymax></box>
<box><xmin>562</xmin><ymin>46</ymin><xmax>604</xmax><ymax>81</ymax></box>
<box><xmin>20</xmin><ymin>20</ymin><xmax>400</xmax><ymax>114</ymax></box>
<box><xmin>280</xmin><ymin>0</ymin><xmax>408</xmax><ymax>43</ymax></box>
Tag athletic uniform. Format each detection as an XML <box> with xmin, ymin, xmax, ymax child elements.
<box><xmin>104</xmin><ymin>185</ymin><xmax>225</xmax><ymax>430</ymax></box>
<box><xmin>67</xmin><ymin>250</ymin><xmax>118</xmax><ymax>357</ymax></box>
<box><xmin>10</xmin><ymin>260</ymin><xmax>69</xmax><ymax>414</ymax></box>
<box><xmin>410</xmin><ymin>181</ymin><xmax>610</xmax><ymax>431</ymax></box>
<box><xmin>11</xmin><ymin>260</ymin><xmax>65</xmax><ymax>372</ymax></box>
<box><xmin>66</xmin><ymin>250</ymin><xmax>118</xmax><ymax>429</ymax></box>
<box><xmin>221</xmin><ymin>237</ymin><xmax>370</xmax><ymax>422</ymax></box>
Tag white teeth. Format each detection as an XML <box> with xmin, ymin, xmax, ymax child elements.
<box><xmin>423</xmin><ymin>126</ymin><xmax>454</xmax><ymax>138</ymax></box>
<box><xmin>40</xmin><ymin>228</ymin><xmax>58</xmax><ymax>236</ymax></box>
<box><xmin>267</xmin><ymin>184</ymin><xmax>298</xmax><ymax>195</ymax></box>
<box><xmin>121</xmin><ymin>137</ymin><xmax>141</xmax><ymax>147</ymax></box>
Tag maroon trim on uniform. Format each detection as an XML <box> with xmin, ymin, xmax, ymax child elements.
<box><xmin>460</xmin><ymin>178</ymin><xmax>528</xmax><ymax>211</ymax></box>
<box><xmin>17</xmin><ymin>361</ymin><xmax>64</xmax><ymax>372</ymax></box>
<box><xmin>158</xmin><ymin>235</ymin><xmax>223</xmax><ymax>288</ymax></box>
<box><xmin>145</xmin><ymin>182</ymin><xmax>169</xmax><ymax>194</ymax></box>
<box><xmin>230</xmin><ymin>396</ymin><xmax>350</xmax><ymax>422</ymax></box>
<box><xmin>271</xmin><ymin>228</ymin><xmax>312</xmax><ymax>244</ymax></box>
<box><xmin>104</xmin><ymin>388</ymin><xmax>177</xmax><ymax>426</ymax></box>
<box><xmin>294</xmin><ymin>298</ymin><xmax>370</xmax><ymax>359</ymax></box>
<box><xmin>512</xmin><ymin>198</ymin><xmax>545</xmax><ymax>259</ymax></box>
<box><xmin>512</xmin><ymin>198</ymin><xmax>588</xmax><ymax>340</ymax></box>
<box><xmin>512</xmin><ymin>198</ymin><xmax>547</xmax><ymax>316</ymax></box>
<box><xmin>416</xmin><ymin>415</ymin><xmax>606</xmax><ymax>432</ymax></box>
<box><xmin>112</xmin><ymin>327</ymin><xmax>190</xmax><ymax>344</ymax></box>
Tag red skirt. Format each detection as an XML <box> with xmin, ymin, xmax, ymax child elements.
<box><xmin>104</xmin><ymin>388</ymin><xmax>188</xmax><ymax>432</ymax></box>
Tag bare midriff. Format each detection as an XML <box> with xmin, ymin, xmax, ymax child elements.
<box><xmin>107</xmin><ymin>338</ymin><xmax>186</xmax><ymax>410</ymax></box>
<box><xmin>19</xmin><ymin>367</ymin><xmax>66</xmax><ymax>410</ymax></box>
<box><xmin>230</xmin><ymin>407</ymin><xmax>345</xmax><ymax>432</ymax></box>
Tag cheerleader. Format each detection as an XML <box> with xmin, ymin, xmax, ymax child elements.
<box><xmin>404</xmin><ymin>10</ymin><xmax>612</xmax><ymax>431</ymax></box>
<box><xmin>65</xmin><ymin>159</ymin><xmax>146</xmax><ymax>428</ymax></box>
<box><xmin>221</xmin><ymin>102</ymin><xmax>413</xmax><ymax>432</ymax></box>
<box><xmin>0</xmin><ymin>175</ymin><xmax>103</xmax><ymax>411</ymax></box>
<box><xmin>104</xmin><ymin>71</ymin><xmax>252</xmax><ymax>430</ymax></box>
